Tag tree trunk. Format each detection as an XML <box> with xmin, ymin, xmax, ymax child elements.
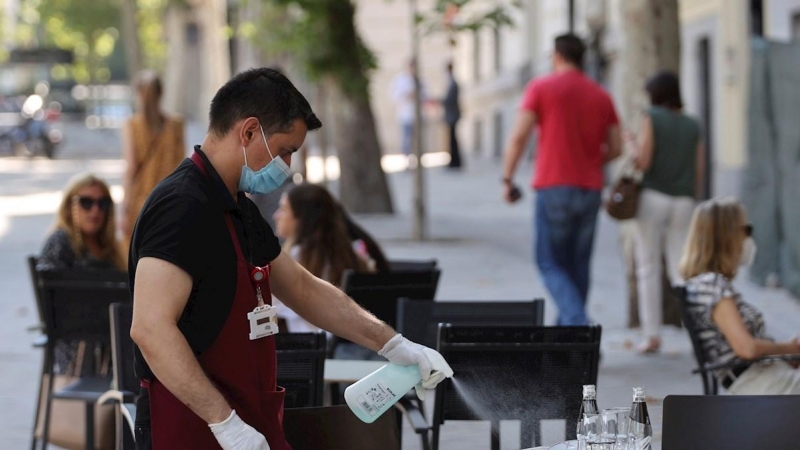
<box><xmin>608</xmin><ymin>0</ymin><xmax>682</xmax><ymax>328</ymax></box>
<box><xmin>325</xmin><ymin>0</ymin><xmax>393</xmax><ymax>213</ymax></box>
<box><xmin>331</xmin><ymin>85</ymin><xmax>394</xmax><ymax>213</ymax></box>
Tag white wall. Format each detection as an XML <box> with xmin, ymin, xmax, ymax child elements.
<box><xmin>765</xmin><ymin>0</ymin><xmax>800</xmax><ymax>41</ymax></box>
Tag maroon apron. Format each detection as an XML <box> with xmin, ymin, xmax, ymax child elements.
<box><xmin>141</xmin><ymin>153</ymin><xmax>292</xmax><ymax>450</ymax></box>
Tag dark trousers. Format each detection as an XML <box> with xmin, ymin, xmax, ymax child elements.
<box><xmin>447</xmin><ymin>122</ymin><xmax>462</xmax><ymax>168</ymax></box>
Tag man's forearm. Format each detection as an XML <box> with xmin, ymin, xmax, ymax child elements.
<box><xmin>502</xmin><ymin>140</ymin><xmax>526</xmax><ymax>180</ymax></box>
<box><xmin>135</xmin><ymin>324</ymin><xmax>231</xmax><ymax>424</ymax></box>
<box><xmin>286</xmin><ymin>275</ymin><xmax>396</xmax><ymax>352</ymax></box>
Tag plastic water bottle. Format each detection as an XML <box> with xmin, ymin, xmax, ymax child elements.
<box><xmin>345</xmin><ymin>363</ymin><xmax>421</xmax><ymax>423</ymax></box>
<box><xmin>628</xmin><ymin>387</ymin><xmax>652</xmax><ymax>450</ymax></box>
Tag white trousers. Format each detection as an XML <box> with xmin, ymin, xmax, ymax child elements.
<box><xmin>729</xmin><ymin>361</ymin><xmax>800</xmax><ymax>395</ymax></box>
<box><xmin>633</xmin><ymin>189</ymin><xmax>695</xmax><ymax>339</ymax></box>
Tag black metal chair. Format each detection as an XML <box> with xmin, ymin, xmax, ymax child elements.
<box><xmin>340</xmin><ymin>269</ymin><xmax>441</xmax><ymax>334</ymax></box>
<box><xmin>337</xmin><ymin>270</ymin><xmax>440</xmax><ymax>450</ymax></box>
<box><xmin>674</xmin><ymin>286</ymin><xmax>800</xmax><ymax>395</ymax></box>
<box><xmin>432</xmin><ymin>324</ymin><xmax>602</xmax><ymax>450</ymax></box>
<box><xmin>388</xmin><ymin>259</ymin><xmax>438</xmax><ymax>272</ymax></box>
<box><xmin>275</xmin><ymin>332</ymin><xmax>327</xmax><ymax>409</ymax></box>
<box><xmin>397</xmin><ymin>299</ymin><xmax>545</xmax><ymax>349</ymax></box>
<box><xmin>35</xmin><ymin>269</ymin><xmax>130</xmax><ymax>450</ymax></box>
<box><xmin>663</xmin><ymin>395</ymin><xmax>800</xmax><ymax>449</ymax></box>
<box><xmin>27</xmin><ymin>256</ymin><xmax>50</xmax><ymax>450</ymax></box>
<box><xmin>283</xmin><ymin>405</ymin><xmax>400</xmax><ymax>450</ymax></box>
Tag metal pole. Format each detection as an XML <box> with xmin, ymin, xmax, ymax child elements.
<box><xmin>410</xmin><ymin>0</ymin><xmax>426</xmax><ymax>241</ymax></box>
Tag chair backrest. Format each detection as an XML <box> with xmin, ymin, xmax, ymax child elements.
<box><xmin>37</xmin><ymin>269</ymin><xmax>130</xmax><ymax>344</ymax></box>
<box><xmin>283</xmin><ymin>405</ymin><xmax>399</xmax><ymax>450</ymax></box>
<box><xmin>434</xmin><ymin>324</ymin><xmax>601</xmax><ymax>439</ymax></box>
<box><xmin>387</xmin><ymin>259</ymin><xmax>438</xmax><ymax>272</ymax></box>
<box><xmin>674</xmin><ymin>286</ymin><xmax>717</xmax><ymax>394</ymax></box>
<box><xmin>109</xmin><ymin>302</ymin><xmax>138</xmax><ymax>394</ymax></box>
<box><xmin>397</xmin><ymin>299</ymin><xmax>545</xmax><ymax>349</ymax></box>
<box><xmin>340</xmin><ymin>269</ymin><xmax>441</xmax><ymax>330</ymax></box>
<box><xmin>662</xmin><ymin>395</ymin><xmax>800</xmax><ymax>449</ymax></box>
<box><xmin>275</xmin><ymin>332</ymin><xmax>327</xmax><ymax>408</ymax></box>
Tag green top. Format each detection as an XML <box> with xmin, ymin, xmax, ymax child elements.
<box><xmin>641</xmin><ymin>106</ymin><xmax>700</xmax><ymax>198</ymax></box>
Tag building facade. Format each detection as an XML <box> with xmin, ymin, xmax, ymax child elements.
<box><xmin>362</xmin><ymin>0</ymin><xmax>800</xmax><ymax>197</ymax></box>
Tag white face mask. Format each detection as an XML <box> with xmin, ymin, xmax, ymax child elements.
<box><xmin>740</xmin><ymin>237</ymin><xmax>758</xmax><ymax>267</ymax></box>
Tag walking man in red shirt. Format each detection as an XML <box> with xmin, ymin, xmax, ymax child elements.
<box><xmin>502</xmin><ymin>34</ymin><xmax>622</xmax><ymax>325</ymax></box>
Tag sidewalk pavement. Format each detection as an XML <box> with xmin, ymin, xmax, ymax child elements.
<box><xmin>2</xmin><ymin>124</ymin><xmax>799</xmax><ymax>449</ymax></box>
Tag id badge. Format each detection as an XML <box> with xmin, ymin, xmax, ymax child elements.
<box><xmin>247</xmin><ymin>304</ymin><xmax>279</xmax><ymax>340</ymax></box>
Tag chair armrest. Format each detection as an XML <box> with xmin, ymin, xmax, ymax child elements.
<box><xmin>397</xmin><ymin>397</ymin><xmax>430</xmax><ymax>433</ymax></box>
<box><xmin>98</xmin><ymin>389</ymin><xmax>136</xmax><ymax>405</ymax></box>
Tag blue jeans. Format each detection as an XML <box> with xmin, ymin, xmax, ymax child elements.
<box><xmin>535</xmin><ymin>187</ymin><xmax>601</xmax><ymax>325</ymax></box>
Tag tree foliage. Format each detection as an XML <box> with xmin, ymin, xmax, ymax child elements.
<box><xmin>12</xmin><ymin>0</ymin><xmax>169</xmax><ymax>83</ymax></box>
<box><xmin>237</xmin><ymin>0</ymin><xmax>377</xmax><ymax>101</ymax></box>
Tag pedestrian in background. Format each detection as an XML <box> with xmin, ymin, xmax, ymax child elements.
<box><xmin>629</xmin><ymin>71</ymin><xmax>704</xmax><ymax>353</ymax></box>
<box><xmin>501</xmin><ymin>34</ymin><xmax>622</xmax><ymax>325</ymax></box>
<box><xmin>121</xmin><ymin>70</ymin><xmax>185</xmax><ymax>245</ymax></box>
<box><xmin>442</xmin><ymin>61</ymin><xmax>462</xmax><ymax>169</ymax></box>
<box><xmin>391</xmin><ymin>58</ymin><xmax>425</xmax><ymax>157</ymax></box>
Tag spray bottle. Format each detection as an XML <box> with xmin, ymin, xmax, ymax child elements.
<box><xmin>345</xmin><ymin>363</ymin><xmax>422</xmax><ymax>423</ymax></box>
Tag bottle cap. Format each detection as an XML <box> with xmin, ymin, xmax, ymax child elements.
<box><xmin>583</xmin><ymin>385</ymin><xmax>596</xmax><ymax>399</ymax></box>
<box><xmin>632</xmin><ymin>387</ymin><xmax>646</xmax><ymax>400</ymax></box>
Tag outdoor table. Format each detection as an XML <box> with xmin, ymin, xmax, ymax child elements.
<box><xmin>323</xmin><ymin>359</ymin><xmax>385</xmax><ymax>384</ymax></box>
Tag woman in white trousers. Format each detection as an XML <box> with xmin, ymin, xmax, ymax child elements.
<box><xmin>631</xmin><ymin>71</ymin><xmax>705</xmax><ymax>353</ymax></box>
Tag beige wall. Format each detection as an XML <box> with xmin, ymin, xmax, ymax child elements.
<box><xmin>355</xmin><ymin>0</ymin><xmax>452</xmax><ymax>155</ymax></box>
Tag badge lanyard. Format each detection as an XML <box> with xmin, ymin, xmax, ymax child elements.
<box><xmin>247</xmin><ymin>264</ymin><xmax>279</xmax><ymax>340</ymax></box>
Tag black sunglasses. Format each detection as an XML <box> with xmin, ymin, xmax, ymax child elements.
<box><xmin>76</xmin><ymin>196</ymin><xmax>111</xmax><ymax>212</ymax></box>
<box><xmin>743</xmin><ymin>224</ymin><xmax>753</xmax><ymax>237</ymax></box>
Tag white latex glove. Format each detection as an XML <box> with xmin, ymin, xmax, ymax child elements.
<box><xmin>378</xmin><ymin>334</ymin><xmax>454</xmax><ymax>400</ymax></box>
<box><xmin>209</xmin><ymin>410</ymin><xmax>270</xmax><ymax>450</ymax></box>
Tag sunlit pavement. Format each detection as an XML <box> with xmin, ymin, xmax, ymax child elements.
<box><xmin>2</xmin><ymin>122</ymin><xmax>799</xmax><ymax>449</ymax></box>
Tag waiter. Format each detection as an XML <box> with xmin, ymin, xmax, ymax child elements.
<box><xmin>128</xmin><ymin>68</ymin><xmax>453</xmax><ymax>450</ymax></box>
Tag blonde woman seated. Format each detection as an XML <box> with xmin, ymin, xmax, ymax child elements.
<box><xmin>38</xmin><ymin>173</ymin><xmax>126</xmax><ymax>272</ymax></box>
<box><xmin>681</xmin><ymin>198</ymin><xmax>800</xmax><ymax>394</ymax></box>
<box><xmin>37</xmin><ymin>173</ymin><xmax>126</xmax><ymax>375</ymax></box>
<box><xmin>272</xmin><ymin>183</ymin><xmax>374</xmax><ymax>334</ymax></box>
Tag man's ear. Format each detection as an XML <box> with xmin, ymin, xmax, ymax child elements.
<box><xmin>240</xmin><ymin>117</ymin><xmax>260</xmax><ymax>146</ymax></box>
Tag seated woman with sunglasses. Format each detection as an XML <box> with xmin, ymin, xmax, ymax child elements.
<box><xmin>38</xmin><ymin>173</ymin><xmax>126</xmax><ymax>271</ymax></box>
<box><xmin>680</xmin><ymin>198</ymin><xmax>800</xmax><ymax>395</ymax></box>
<box><xmin>37</xmin><ymin>173</ymin><xmax>126</xmax><ymax>377</ymax></box>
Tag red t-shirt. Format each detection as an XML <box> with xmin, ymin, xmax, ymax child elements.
<box><xmin>520</xmin><ymin>70</ymin><xmax>619</xmax><ymax>191</ymax></box>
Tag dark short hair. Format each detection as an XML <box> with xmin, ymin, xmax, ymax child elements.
<box><xmin>554</xmin><ymin>34</ymin><xmax>586</xmax><ymax>68</ymax></box>
<box><xmin>646</xmin><ymin>71</ymin><xmax>683</xmax><ymax>109</ymax></box>
<box><xmin>209</xmin><ymin>68</ymin><xmax>322</xmax><ymax>137</ymax></box>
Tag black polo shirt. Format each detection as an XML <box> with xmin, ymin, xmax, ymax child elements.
<box><xmin>129</xmin><ymin>146</ymin><xmax>281</xmax><ymax>380</ymax></box>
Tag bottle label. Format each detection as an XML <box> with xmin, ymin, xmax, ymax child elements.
<box><xmin>356</xmin><ymin>381</ymin><xmax>397</xmax><ymax>416</ymax></box>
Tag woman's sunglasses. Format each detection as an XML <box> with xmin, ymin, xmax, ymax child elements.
<box><xmin>743</xmin><ymin>224</ymin><xmax>753</xmax><ymax>237</ymax></box>
<box><xmin>75</xmin><ymin>196</ymin><xmax>111</xmax><ymax>212</ymax></box>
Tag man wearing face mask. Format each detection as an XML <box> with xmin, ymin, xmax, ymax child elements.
<box><xmin>128</xmin><ymin>68</ymin><xmax>454</xmax><ymax>450</ymax></box>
